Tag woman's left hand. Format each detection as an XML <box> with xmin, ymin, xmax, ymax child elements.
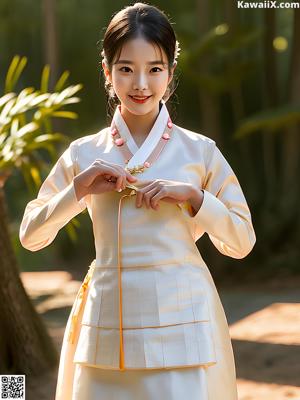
<box><xmin>134</xmin><ymin>179</ymin><xmax>201</xmax><ymax>211</ymax></box>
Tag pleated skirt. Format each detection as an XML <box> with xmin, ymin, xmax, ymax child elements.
<box><xmin>55</xmin><ymin>262</ymin><xmax>238</xmax><ymax>400</ymax></box>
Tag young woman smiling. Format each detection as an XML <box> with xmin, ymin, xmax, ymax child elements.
<box><xmin>19</xmin><ymin>3</ymin><xmax>256</xmax><ymax>400</ymax></box>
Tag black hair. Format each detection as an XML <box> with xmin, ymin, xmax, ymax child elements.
<box><xmin>97</xmin><ymin>2</ymin><xmax>179</xmax><ymax>121</ymax></box>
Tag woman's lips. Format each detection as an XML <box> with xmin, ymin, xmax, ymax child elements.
<box><xmin>129</xmin><ymin>95</ymin><xmax>152</xmax><ymax>104</ymax></box>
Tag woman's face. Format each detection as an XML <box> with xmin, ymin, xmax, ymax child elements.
<box><xmin>102</xmin><ymin>36</ymin><xmax>176</xmax><ymax>117</ymax></box>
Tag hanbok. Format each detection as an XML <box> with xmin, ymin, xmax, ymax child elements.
<box><xmin>19</xmin><ymin>100</ymin><xmax>256</xmax><ymax>399</ymax></box>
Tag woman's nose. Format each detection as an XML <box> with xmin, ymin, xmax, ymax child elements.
<box><xmin>132</xmin><ymin>73</ymin><xmax>148</xmax><ymax>90</ymax></box>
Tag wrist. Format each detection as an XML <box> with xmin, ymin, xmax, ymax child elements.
<box><xmin>188</xmin><ymin>185</ymin><xmax>204</xmax><ymax>215</ymax></box>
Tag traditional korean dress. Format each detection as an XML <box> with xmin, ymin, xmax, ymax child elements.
<box><xmin>19</xmin><ymin>100</ymin><xmax>256</xmax><ymax>400</ymax></box>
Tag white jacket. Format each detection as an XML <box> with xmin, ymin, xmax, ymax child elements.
<box><xmin>19</xmin><ymin>102</ymin><xmax>255</xmax><ymax>372</ymax></box>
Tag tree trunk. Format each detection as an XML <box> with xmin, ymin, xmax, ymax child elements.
<box><xmin>196</xmin><ymin>0</ymin><xmax>221</xmax><ymax>145</ymax></box>
<box><xmin>281</xmin><ymin>9</ymin><xmax>300</xmax><ymax>199</ymax></box>
<box><xmin>223</xmin><ymin>0</ymin><xmax>256</xmax><ymax>201</ymax></box>
<box><xmin>262</xmin><ymin>9</ymin><xmax>278</xmax><ymax>208</ymax></box>
<box><xmin>41</xmin><ymin>0</ymin><xmax>63</xmax><ymax>140</ymax></box>
<box><xmin>0</xmin><ymin>187</ymin><xmax>58</xmax><ymax>376</ymax></box>
<box><xmin>42</xmin><ymin>0</ymin><xmax>59</xmax><ymax>87</ymax></box>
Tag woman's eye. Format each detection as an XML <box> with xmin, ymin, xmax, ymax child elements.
<box><xmin>151</xmin><ymin>67</ymin><xmax>162</xmax><ymax>72</ymax></box>
<box><xmin>119</xmin><ymin>66</ymin><xmax>132</xmax><ymax>72</ymax></box>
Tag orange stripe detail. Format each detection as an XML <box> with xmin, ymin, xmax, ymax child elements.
<box><xmin>67</xmin><ymin>259</ymin><xmax>96</xmax><ymax>344</ymax></box>
<box><xmin>117</xmin><ymin>190</ymin><xmax>136</xmax><ymax>371</ymax></box>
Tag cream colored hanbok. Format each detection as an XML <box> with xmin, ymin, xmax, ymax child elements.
<box><xmin>19</xmin><ymin>100</ymin><xmax>256</xmax><ymax>399</ymax></box>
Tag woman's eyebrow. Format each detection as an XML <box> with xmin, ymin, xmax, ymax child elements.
<box><xmin>115</xmin><ymin>60</ymin><xmax>165</xmax><ymax>65</ymax></box>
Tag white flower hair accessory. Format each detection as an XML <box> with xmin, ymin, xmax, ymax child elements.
<box><xmin>174</xmin><ymin>40</ymin><xmax>181</xmax><ymax>62</ymax></box>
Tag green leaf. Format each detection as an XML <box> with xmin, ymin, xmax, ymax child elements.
<box><xmin>60</xmin><ymin>97</ymin><xmax>81</xmax><ymax>105</ymax></box>
<box><xmin>0</xmin><ymin>93</ymin><xmax>16</xmax><ymax>109</ymax></box>
<box><xmin>0</xmin><ymin>133</ymin><xmax>8</xmax><ymax>147</ymax></box>
<box><xmin>14</xmin><ymin>122</ymin><xmax>39</xmax><ymax>138</ymax></box>
<box><xmin>55</xmin><ymin>70</ymin><xmax>70</xmax><ymax>92</ymax></box>
<box><xmin>44</xmin><ymin>93</ymin><xmax>58</xmax><ymax>108</ymax></box>
<box><xmin>10</xmin><ymin>118</ymin><xmax>20</xmax><ymax>137</ymax></box>
<box><xmin>16</xmin><ymin>87</ymin><xmax>35</xmax><ymax>102</ymax></box>
<box><xmin>54</xmin><ymin>84</ymin><xmax>83</xmax><ymax>104</ymax></box>
<box><xmin>5</xmin><ymin>55</ymin><xmax>27</xmax><ymax>93</ymax></box>
<box><xmin>52</xmin><ymin>111</ymin><xmax>78</xmax><ymax>119</ymax></box>
<box><xmin>42</xmin><ymin>117</ymin><xmax>52</xmax><ymax>134</ymax></box>
<box><xmin>5</xmin><ymin>55</ymin><xmax>21</xmax><ymax>93</ymax></box>
<box><xmin>1</xmin><ymin>55</ymin><xmax>83</xmax><ymax>225</ymax></box>
<box><xmin>41</xmin><ymin>65</ymin><xmax>50</xmax><ymax>93</ymax></box>
<box><xmin>29</xmin><ymin>93</ymin><xmax>50</xmax><ymax>107</ymax></box>
<box><xmin>30</xmin><ymin>166</ymin><xmax>41</xmax><ymax>186</ymax></box>
<box><xmin>9</xmin><ymin>93</ymin><xmax>37</xmax><ymax>115</ymax></box>
<box><xmin>33</xmin><ymin>133</ymin><xmax>68</xmax><ymax>143</ymax></box>
<box><xmin>0</xmin><ymin>97</ymin><xmax>17</xmax><ymax>122</ymax></box>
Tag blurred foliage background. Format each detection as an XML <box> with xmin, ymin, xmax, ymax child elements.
<box><xmin>1</xmin><ymin>0</ymin><xmax>299</xmax><ymax>285</ymax></box>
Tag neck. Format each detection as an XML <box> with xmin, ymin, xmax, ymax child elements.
<box><xmin>120</xmin><ymin>103</ymin><xmax>160</xmax><ymax>138</ymax></box>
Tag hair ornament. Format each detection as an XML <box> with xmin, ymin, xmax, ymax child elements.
<box><xmin>101</xmin><ymin>49</ymin><xmax>107</xmax><ymax>65</ymax></box>
<box><xmin>174</xmin><ymin>40</ymin><xmax>181</xmax><ymax>62</ymax></box>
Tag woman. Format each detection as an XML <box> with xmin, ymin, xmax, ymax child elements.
<box><xmin>19</xmin><ymin>3</ymin><xmax>256</xmax><ymax>399</ymax></box>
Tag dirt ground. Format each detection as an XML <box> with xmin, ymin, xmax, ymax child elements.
<box><xmin>20</xmin><ymin>271</ymin><xmax>300</xmax><ymax>400</ymax></box>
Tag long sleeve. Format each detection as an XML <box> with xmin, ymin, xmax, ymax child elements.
<box><xmin>180</xmin><ymin>142</ymin><xmax>256</xmax><ymax>259</ymax></box>
<box><xmin>19</xmin><ymin>142</ymin><xmax>87</xmax><ymax>252</ymax></box>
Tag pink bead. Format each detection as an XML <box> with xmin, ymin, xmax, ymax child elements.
<box><xmin>144</xmin><ymin>161</ymin><xmax>150</xmax><ymax>168</ymax></box>
<box><xmin>162</xmin><ymin>132</ymin><xmax>170</xmax><ymax>140</ymax></box>
<box><xmin>167</xmin><ymin>120</ymin><xmax>173</xmax><ymax>129</ymax></box>
<box><xmin>111</xmin><ymin>128</ymin><xmax>118</xmax><ymax>136</ymax></box>
<box><xmin>115</xmin><ymin>137</ymin><xmax>125</xmax><ymax>146</ymax></box>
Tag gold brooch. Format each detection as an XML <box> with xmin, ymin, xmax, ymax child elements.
<box><xmin>125</xmin><ymin>165</ymin><xmax>145</xmax><ymax>175</ymax></box>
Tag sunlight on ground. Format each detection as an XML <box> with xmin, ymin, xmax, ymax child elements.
<box><xmin>237</xmin><ymin>379</ymin><xmax>300</xmax><ymax>400</ymax></box>
<box><xmin>230</xmin><ymin>303</ymin><xmax>300</xmax><ymax>345</ymax></box>
<box><xmin>230</xmin><ymin>302</ymin><xmax>300</xmax><ymax>399</ymax></box>
<box><xmin>20</xmin><ymin>270</ymin><xmax>73</xmax><ymax>296</ymax></box>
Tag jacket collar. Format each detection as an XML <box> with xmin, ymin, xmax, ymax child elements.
<box><xmin>112</xmin><ymin>100</ymin><xmax>170</xmax><ymax>169</ymax></box>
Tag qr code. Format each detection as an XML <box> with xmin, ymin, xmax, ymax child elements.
<box><xmin>0</xmin><ymin>375</ymin><xmax>25</xmax><ymax>399</ymax></box>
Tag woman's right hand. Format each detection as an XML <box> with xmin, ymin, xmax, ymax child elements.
<box><xmin>73</xmin><ymin>159</ymin><xmax>137</xmax><ymax>201</ymax></box>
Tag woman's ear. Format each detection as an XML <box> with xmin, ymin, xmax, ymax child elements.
<box><xmin>102</xmin><ymin>60</ymin><xmax>111</xmax><ymax>83</ymax></box>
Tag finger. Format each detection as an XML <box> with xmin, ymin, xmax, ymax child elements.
<box><xmin>143</xmin><ymin>187</ymin><xmax>160</xmax><ymax>209</ymax></box>
<box><xmin>113</xmin><ymin>169</ymin><xmax>127</xmax><ymax>191</ymax></box>
<box><xmin>135</xmin><ymin>189</ymin><xmax>144</xmax><ymax>208</ymax></box>
<box><xmin>114</xmin><ymin>175</ymin><xmax>124</xmax><ymax>191</ymax></box>
<box><xmin>113</xmin><ymin>166</ymin><xmax>130</xmax><ymax>190</ymax></box>
<box><xmin>97</xmin><ymin>160</ymin><xmax>125</xmax><ymax>178</ymax></box>
<box><xmin>96</xmin><ymin>162</ymin><xmax>128</xmax><ymax>191</ymax></box>
<box><xmin>151</xmin><ymin>191</ymin><xmax>164</xmax><ymax>209</ymax></box>
<box><xmin>120</xmin><ymin>174</ymin><xmax>126</xmax><ymax>191</ymax></box>
<box><xmin>123</xmin><ymin>174</ymin><xmax>131</xmax><ymax>191</ymax></box>
<box><xmin>125</xmin><ymin>170</ymin><xmax>138</xmax><ymax>182</ymax></box>
<box><xmin>138</xmin><ymin>180</ymin><xmax>157</xmax><ymax>191</ymax></box>
<box><xmin>135</xmin><ymin>181</ymin><xmax>159</xmax><ymax>208</ymax></box>
<box><xmin>94</xmin><ymin>162</ymin><xmax>121</xmax><ymax>180</ymax></box>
